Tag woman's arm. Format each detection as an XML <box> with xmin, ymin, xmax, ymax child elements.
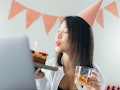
<box><xmin>86</xmin><ymin>63</ymin><xmax>106</xmax><ymax>90</ymax></box>
<box><xmin>76</xmin><ymin>63</ymin><xmax>106</xmax><ymax>90</ymax></box>
<box><xmin>35</xmin><ymin>58</ymin><xmax>57</xmax><ymax>90</ymax></box>
<box><xmin>35</xmin><ymin>68</ymin><xmax>48</xmax><ymax>90</ymax></box>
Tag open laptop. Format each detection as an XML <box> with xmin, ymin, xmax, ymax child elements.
<box><xmin>0</xmin><ymin>34</ymin><xmax>37</xmax><ymax>90</ymax></box>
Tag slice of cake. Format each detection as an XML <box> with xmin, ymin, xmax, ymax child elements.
<box><xmin>31</xmin><ymin>50</ymin><xmax>48</xmax><ymax>64</ymax></box>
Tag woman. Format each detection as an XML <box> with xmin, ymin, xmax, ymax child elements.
<box><xmin>35</xmin><ymin>16</ymin><xmax>106</xmax><ymax>90</ymax></box>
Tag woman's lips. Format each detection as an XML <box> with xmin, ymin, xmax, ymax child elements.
<box><xmin>55</xmin><ymin>41</ymin><xmax>60</xmax><ymax>46</ymax></box>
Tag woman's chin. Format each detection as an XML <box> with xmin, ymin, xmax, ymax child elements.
<box><xmin>55</xmin><ymin>48</ymin><xmax>62</xmax><ymax>52</ymax></box>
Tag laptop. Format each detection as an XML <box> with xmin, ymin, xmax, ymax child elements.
<box><xmin>0</xmin><ymin>34</ymin><xmax>37</xmax><ymax>90</ymax></box>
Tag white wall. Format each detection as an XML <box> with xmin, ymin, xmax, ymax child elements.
<box><xmin>0</xmin><ymin>0</ymin><xmax>120</xmax><ymax>85</ymax></box>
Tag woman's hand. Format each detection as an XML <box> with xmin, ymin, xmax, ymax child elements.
<box><xmin>35</xmin><ymin>68</ymin><xmax>45</xmax><ymax>79</ymax></box>
<box><xmin>87</xmin><ymin>72</ymin><xmax>100</xmax><ymax>90</ymax></box>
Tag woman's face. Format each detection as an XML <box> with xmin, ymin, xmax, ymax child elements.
<box><xmin>55</xmin><ymin>20</ymin><xmax>70</xmax><ymax>53</ymax></box>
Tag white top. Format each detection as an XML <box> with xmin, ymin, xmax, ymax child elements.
<box><xmin>35</xmin><ymin>58</ymin><xmax>106</xmax><ymax>90</ymax></box>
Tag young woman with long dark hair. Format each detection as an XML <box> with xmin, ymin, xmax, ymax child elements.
<box><xmin>35</xmin><ymin>16</ymin><xmax>105</xmax><ymax>90</ymax></box>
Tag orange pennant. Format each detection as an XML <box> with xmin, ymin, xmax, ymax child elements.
<box><xmin>26</xmin><ymin>8</ymin><xmax>41</xmax><ymax>28</ymax></box>
<box><xmin>104</xmin><ymin>1</ymin><xmax>119</xmax><ymax>17</ymax></box>
<box><xmin>8</xmin><ymin>0</ymin><xmax>26</xmax><ymax>19</ymax></box>
<box><xmin>43</xmin><ymin>14</ymin><xmax>57</xmax><ymax>35</ymax></box>
<box><xmin>58</xmin><ymin>16</ymin><xmax>64</xmax><ymax>23</ymax></box>
<box><xmin>96</xmin><ymin>9</ymin><xmax>104</xmax><ymax>28</ymax></box>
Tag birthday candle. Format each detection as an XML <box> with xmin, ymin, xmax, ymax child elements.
<box><xmin>34</xmin><ymin>41</ymin><xmax>37</xmax><ymax>51</ymax></box>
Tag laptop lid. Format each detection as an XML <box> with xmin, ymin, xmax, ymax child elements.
<box><xmin>0</xmin><ymin>34</ymin><xmax>36</xmax><ymax>90</ymax></box>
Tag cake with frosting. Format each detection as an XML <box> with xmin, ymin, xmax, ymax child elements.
<box><xmin>31</xmin><ymin>50</ymin><xmax>48</xmax><ymax>64</ymax></box>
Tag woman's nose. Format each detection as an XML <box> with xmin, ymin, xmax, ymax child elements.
<box><xmin>56</xmin><ymin>32</ymin><xmax>62</xmax><ymax>39</ymax></box>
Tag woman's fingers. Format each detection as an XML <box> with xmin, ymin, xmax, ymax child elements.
<box><xmin>35</xmin><ymin>68</ymin><xmax>41</xmax><ymax>74</ymax></box>
<box><xmin>92</xmin><ymin>70</ymin><xmax>98</xmax><ymax>78</ymax></box>
<box><xmin>88</xmin><ymin>77</ymin><xmax>100</xmax><ymax>87</ymax></box>
<box><xmin>35</xmin><ymin>68</ymin><xmax>44</xmax><ymax>79</ymax></box>
<box><xmin>87</xmin><ymin>72</ymin><xmax>100</xmax><ymax>90</ymax></box>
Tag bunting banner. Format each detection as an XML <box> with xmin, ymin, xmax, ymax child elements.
<box><xmin>104</xmin><ymin>1</ymin><xmax>119</xmax><ymax>18</ymax></box>
<box><xmin>8</xmin><ymin>0</ymin><xmax>120</xmax><ymax>34</ymax></box>
<box><xmin>8</xmin><ymin>0</ymin><xmax>26</xmax><ymax>19</ymax></box>
<box><xmin>42</xmin><ymin>14</ymin><xmax>57</xmax><ymax>34</ymax></box>
<box><xmin>26</xmin><ymin>8</ymin><xmax>41</xmax><ymax>28</ymax></box>
<box><xmin>96</xmin><ymin>9</ymin><xmax>104</xmax><ymax>28</ymax></box>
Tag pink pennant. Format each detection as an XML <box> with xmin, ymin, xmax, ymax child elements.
<box><xmin>104</xmin><ymin>1</ymin><xmax>119</xmax><ymax>17</ymax></box>
<box><xmin>42</xmin><ymin>14</ymin><xmax>57</xmax><ymax>35</ymax></box>
<box><xmin>96</xmin><ymin>9</ymin><xmax>104</xmax><ymax>28</ymax></box>
<box><xmin>8</xmin><ymin>0</ymin><xmax>26</xmax><ymax>19</ymax></box>
<box><xmin>26</xmin><ymin>8</ymin><xmax>41</xmax><ymax>28</ymax></box>
<box><xmin>77</xmin><ymin>0</ymin><xmax>103</xmax><ymax>27</ymax></box>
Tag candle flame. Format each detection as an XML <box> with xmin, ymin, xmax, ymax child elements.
<box><xmin>34</xmin><ymin>41</ymin><xmax>37</xmax><ymax>51</ymax></box>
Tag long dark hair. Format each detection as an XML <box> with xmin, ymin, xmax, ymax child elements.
<box><xmin>56</xmin><ymin>16</ymin><xmax>94</xmax><ymax>68</ymax></box>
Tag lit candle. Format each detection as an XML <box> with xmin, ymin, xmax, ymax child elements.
<box><xmin>34</xmin><ymin>41</ymin><xmax>37</xmax><ymax>51</ymax></box>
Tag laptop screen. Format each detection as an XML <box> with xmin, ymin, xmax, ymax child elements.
<box><xmin>0</xmin><ymin>34</ymin><xmax>37</xmax><ymax>90</ymax></box>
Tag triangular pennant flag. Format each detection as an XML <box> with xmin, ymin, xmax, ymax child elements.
<box><xmin>42</xmin><ymin>14</ymin><xmax>57</xmax><ymax>35</ymax></box>
<box><xmin>96</xmin><ymin>9</ymin><xmax>104</xmax><ymax>28</ymax></box>
<box><xmin>104</xmin><ymin>1</ymin><xmax>119</xmax><ymax>17</ymax></box>
<box><xmin>77</xmin><ymin>0</ymin><xmax>103</xmax><ymax>27</ymax></box>
<box><xmin>26</xmin><ymin>8</ymin><xmax>41</xmax><ymax>28</ymax></box>
<box><xmin>8</xmin><ymin>0</ymin><xmax>26</xmax><ymax>19</ymax></box>
<box><xmin>57</xmin><ymin>16</ymin><xmax>64</xmax><ymax>22</ymax></box>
